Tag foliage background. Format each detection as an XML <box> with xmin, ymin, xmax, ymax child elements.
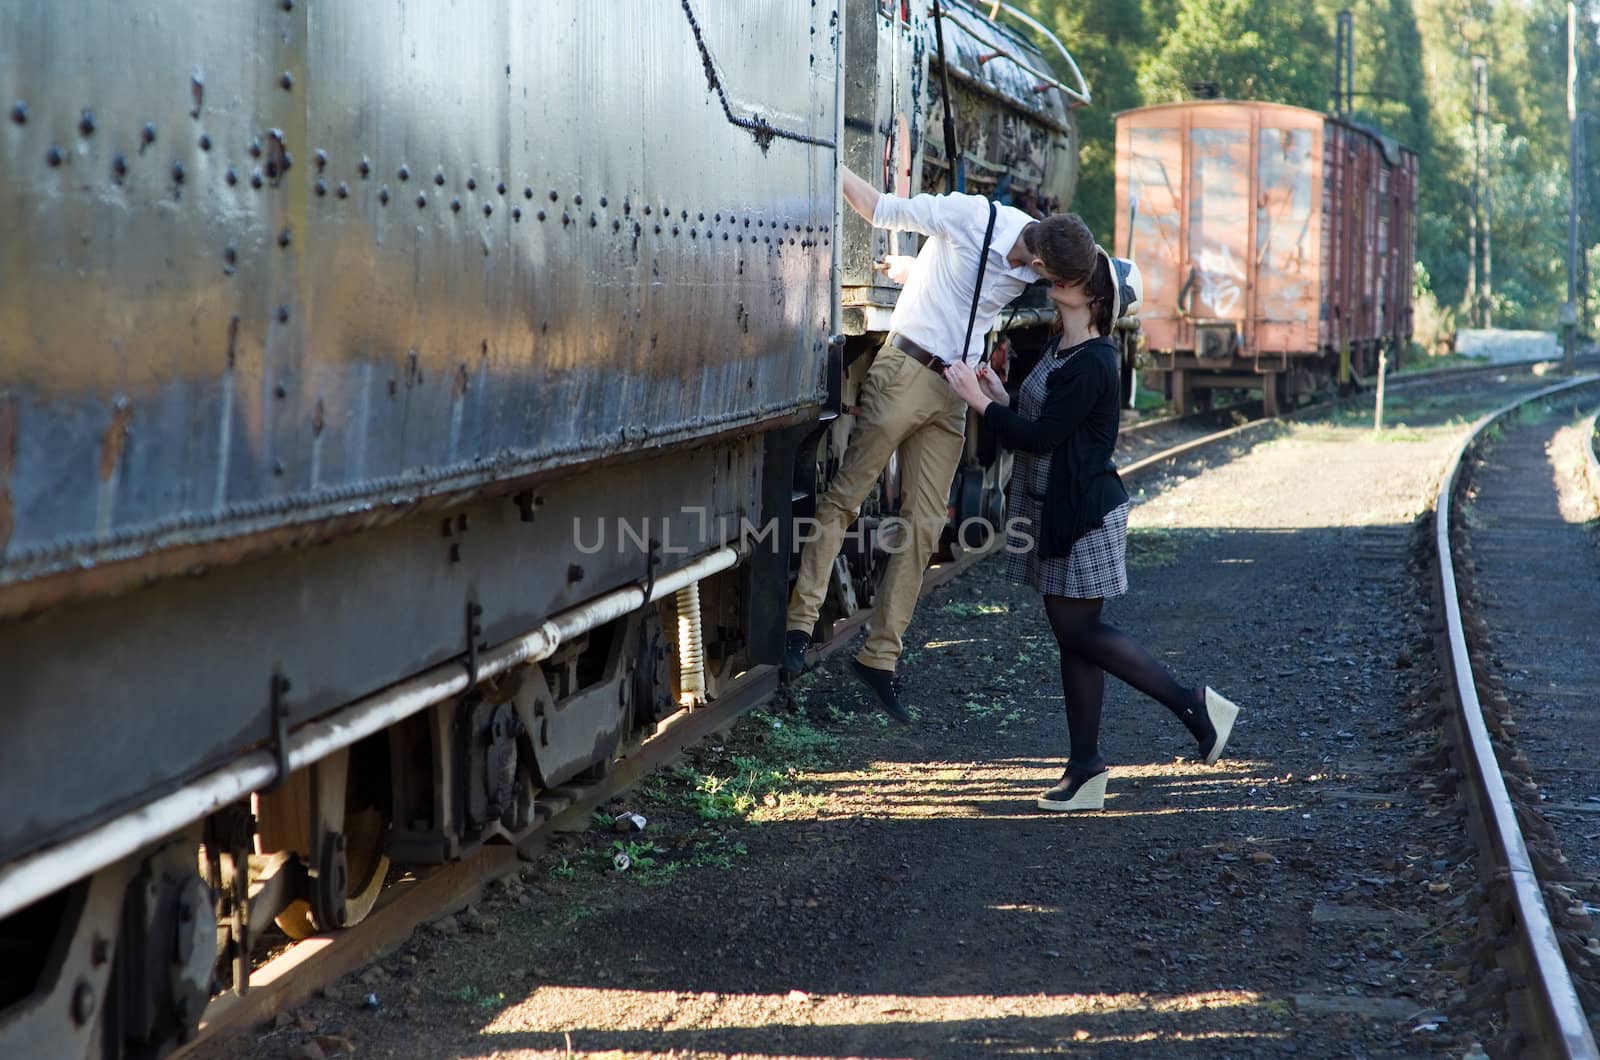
<box><xmin>1014</xmin><ymin>0</ymin><xmax>1599</xmax><ymax>334</ymax></box>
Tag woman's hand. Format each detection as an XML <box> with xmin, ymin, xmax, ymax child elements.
<box><xmin>944</xmin><ymin>361</ymin><xmax>990</xmax><ymax>412</ymax></box>
<box><xmin>976</xmin><ymin>365</ymin><xmax>1009</xmax><ymax>405</ymax></box>
<box><xmin>873</xmin><ymin>255</ymin><xmax>916</xmax><ymax>285</ymax></box>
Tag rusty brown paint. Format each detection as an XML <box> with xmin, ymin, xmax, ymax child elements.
<box><xmin>0</xmin><ymin>405</ymin><xmax>819</xmax><ymax>625</ymax></box>
<box><xmin>99</xmin><ymin>405</ymin><xmax>133</xmax><ymax>482</ymax></box>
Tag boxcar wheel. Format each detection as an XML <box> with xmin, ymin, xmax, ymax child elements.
<box><xmin>256</xmin><ymin>745</ymin><xmax>391</xmax><ymax>939</ymax></box>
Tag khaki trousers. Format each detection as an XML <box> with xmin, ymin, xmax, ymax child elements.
<box><xmin>786</xmin><ymin>345</ymin><xmax>968</xmax><ymax>671</ymax></box>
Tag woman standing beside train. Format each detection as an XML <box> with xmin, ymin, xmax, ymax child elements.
<box><xmin>943</xmin><ymin>214</ymin><xmax>1241</xmax><ymax>812</ymax></box>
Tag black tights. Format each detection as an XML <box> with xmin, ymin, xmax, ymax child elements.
<box><xmin>1042</xmin><ymin>595</ymin><xmax>1209</xmax><ymax>777</ymax></box>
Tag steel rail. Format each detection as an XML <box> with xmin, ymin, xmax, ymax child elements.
<box><xmin>0</xmin><ymin>544</ymin><xmax>745</xmax><ymax>923</ymax></box>
<box><xmin>1433</xmin><ymin>375</ymin><xmax>1600</xmax><ymax>1059</ymax></box>
<box><xmin>1115</xmin><ymin>352</ymin><xmax>1600</xmax><ymax>457</ymax></box>
<box><xmin>1386</xmin><ymin>350</ymin><xmax>1600</xmax><ymax>390</ymax></box>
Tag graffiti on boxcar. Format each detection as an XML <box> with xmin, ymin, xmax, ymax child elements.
<box><xmin>1188</xmin><ymin>128</ymin><xmax>1249</xmax><ymax>319</ymax></box>
<box><xmin>1196</xmin><ymin>245</ymin><xmax>1245</xmax><ymax>317</ymax></box>
<box><xmin>1256</xmin><ymin>127</ymin><xmax>1316</xmax><ymax>323</ymax></box>
<box><xmin>1125</xmin><ymin>128</ymin><xmax>1183</xmax><ymax>312</ymax></box>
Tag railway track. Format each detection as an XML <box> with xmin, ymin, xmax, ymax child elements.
<box><xmin>1431</xmin><ymin>374</ymin><xmax>1600</xmax><ymax>1057</ymax></box>
<box><xmin>1114</xmin><ymin>351</ymin><xmax>1599</xmax><ymax>471</ymax></box>
<box><xmin>182</xmin><ymin>358</ymin><xmax>1599</xmax><ymax>1055</ymax></box>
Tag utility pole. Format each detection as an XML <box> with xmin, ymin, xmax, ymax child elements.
<box><xmin>1567</xmin><ymin>1</ymin><xmax>1580</xmax><ymax>373</ymax></box>
<box><xmin>1478</xmin><ymin>57</ymin><xmax>1492</xmax><ymax>328</ymax></box>
<box><xmin>1334</xmin><ymin>12</ymin><xmax>1350</xmax><ymax>114</ymax></box>
<box><xmin>1344</xmin><ymin>12</ymin><xmax>1354</xmax><ymax>118</ymax></box>
<box><xmin>1467</xmin><ymin>55</ymin><xmax>1483</xmax><ymax>328</ymax></box>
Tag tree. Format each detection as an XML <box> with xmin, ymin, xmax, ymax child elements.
<box><xmin>1139</xmin><ymin>0</ymin><xmax>1332</xmax><ymax>108</ymax></box>
<box><xmin>1016</xmin><ymin>0</ymin><xmax>1595</xmax><ymax>333</ymax></box>
<box><xmin>1016</xmin><ymin>0</ymin><xmax>1151</xmax><ymax>242</ymax></box>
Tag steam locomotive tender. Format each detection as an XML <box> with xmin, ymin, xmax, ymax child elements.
<box><xmin>0</xmin><ymin>2</ymin><xmax>1082</xmax><ymax>1056</ymax></box>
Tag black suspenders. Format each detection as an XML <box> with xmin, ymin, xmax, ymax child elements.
<box><xmin>961</xmin><ymin>201</ymin><xmax>998</xmax><ymax>367</ymax></box>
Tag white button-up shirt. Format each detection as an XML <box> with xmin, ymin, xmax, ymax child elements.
<box><xmin>872</xmin><ymin>191</ymin><xmax>1040</xmax><ymax>365</ymax></box>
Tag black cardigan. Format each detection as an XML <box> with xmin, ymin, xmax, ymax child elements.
<box><xmin>981</xmin><ymin>335</ymin><xmax>1129</xmax><ymax>560</ymax></box>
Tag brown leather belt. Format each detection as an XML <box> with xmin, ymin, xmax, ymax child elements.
<box><xmin>887</xmin><ymin>332</ymin><xmax>949</xmax><ymax>375</ymax></box>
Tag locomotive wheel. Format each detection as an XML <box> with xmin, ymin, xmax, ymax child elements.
<box><xmin>256</xmin><ymin>745</ymin><xmax>391</xmax><ymax>940</ymax></box>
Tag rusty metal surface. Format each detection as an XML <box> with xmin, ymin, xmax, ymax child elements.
<box><xmin>0</xmin><ymin>436</ymin><xmax>761</xmax><ymax>869</ymax></box>
<box><xmin>1116</xmin><ymin>101</ymin><xmax>1415</xmax><ymax>367</ymax></box>
<box><xmin>841</xmin><ymin>0</ymin><xmax>929</xmax><ymax>295</ymax></box>
<box><xmin>0</xmin><ymin>0</ymin><xmax>836</xmax><ymax>608</ymax></box>
<box><xmin>925</xmin><ymin>2</ymin><xmax>1078</xmax><ymax>210</ymax></box>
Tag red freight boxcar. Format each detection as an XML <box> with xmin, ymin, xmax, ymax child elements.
<box><xmin>1115</xmin><ymin>101</ymin><xmax>1418</xmax><ymax>414</ymax></box>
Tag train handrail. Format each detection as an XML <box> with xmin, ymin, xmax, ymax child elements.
<box><xmin>986</xmin><ymin>2</ymin><xmax>1091</xmax><ymax>105</ymax></box>
<box><xmin>936</xmin><ymin>4</ymin><xmax>1090</xmax><ymax>107</ymax></box>
<box><xmin>0</xmin><ymin>543</ymin><xmax>747</xmax><ymax>923</ymax></box>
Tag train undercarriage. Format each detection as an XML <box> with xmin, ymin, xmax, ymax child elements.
<box><xmin>1154</xmin><ymin>339</ymin><xmax>1401</xmax><ymax>417</ymax></box>
<box><xmin>0</xmin><ymin>432</ymin><xmax>796</xmax><ymax>1058</ymax></box>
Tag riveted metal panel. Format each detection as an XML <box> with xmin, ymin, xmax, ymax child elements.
<box><xmin>0</xmin><ymin>0</ymin><xmax>838</xmax><ymax>617</ymax></box>
<box><xmin>0</xmin><ymin>439</ymin><xmax>762</xmax><ymax>866</ymax></box>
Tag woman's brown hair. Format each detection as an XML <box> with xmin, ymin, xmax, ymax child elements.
<box><xmin>1027</xmin><ymin>213</ymin><xmax>1115</xmax><ymax>336</ymax></box>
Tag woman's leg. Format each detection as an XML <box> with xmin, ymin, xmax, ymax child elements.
<box><xmin>1043</xmin><ymin>594</ymin><xmax>1213</xmax><ymax>746</ymax></box>
<box><xmin>1057</xmin><ymin>651</ymin><xmax>1106</xmax><ymax>777</ymax></box>
<box><xmin>1044</xmin><ymin>597</ymin><xmax>1106</xmax><ymax>779</ymax></box>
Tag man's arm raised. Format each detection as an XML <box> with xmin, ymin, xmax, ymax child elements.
<box><xmin>840</xmin><ymin>164</ymin><xmax>880</xmax><ymax>224</ymax></box>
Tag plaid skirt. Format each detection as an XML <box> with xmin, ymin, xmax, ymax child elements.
<box><xmin>1005</xmin><ymin>498</ymin><xmax>1130</xmax><ymax>599</ymax></box>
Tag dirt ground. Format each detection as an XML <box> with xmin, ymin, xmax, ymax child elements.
<box><xmin>220</xmin><ymin>382</ymin><xmax>1573</xmax><ymax>1060</ymax></box>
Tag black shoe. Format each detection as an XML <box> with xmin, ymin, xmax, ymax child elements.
<box><xmin>781</xmin><ymin>630</ymin><xmax>811</xmax><ymax>678</ymax></box>
<box><xmin>850</xmin><ymin>659</ymin><xmax>911</xmax><ymax>724</ymax></box>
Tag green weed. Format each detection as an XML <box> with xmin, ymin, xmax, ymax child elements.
<box><xmin>1127</xmin><ymin>527</ymin><xmax>1181</xmax><ymax>569</ymax></box>
<box><xmin>689</xmin><ymin>834</ymin><xmax>749</xmax><ymax>869</ymax></box>
<box><xmin>940</xmin><ymin>601</ymin><xmax>1010</xmax><ymax>618</ymax></box>
<box><xmin>964</xmin><ymin>699</ymin><xmax>1007</xmax><ymax>720</ymax></box>
<box><xmin>454</xmin><ymin>985</ymin><xmax>508</xmax><ymax>1009</ymax></box>
<box><xmin>613</xmin><ymin>839</ymin><xmax>658</xmax><ymax>868</ymax></box>
<box><xmin>751</xmin><ymin>710</ymin><xmax>839</xmax><ymax>764</ymax></box>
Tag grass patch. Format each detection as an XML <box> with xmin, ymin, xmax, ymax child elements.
<box><xmin>1127</xmin><ymin>527</ymin><xmax>1182</xmax><ymax>569</ymax></box>
<box><xmin>940</xmin><ymin>601</ymin><xmax>1010</xmax><ymax>618</ymax></box>
<box><xmin>1394</xmin><ymin>351</ymin><xmax>1489</xmax><ymax>374</ymax></box>
<box><xmin>1509</xmin><ymin>401</ymin><xmax>1558</xmax><ymax>427</ymax></box>
<box><xmin>688</xmin><ymin>834</ymin><xmax>749</xmax><ymax>869</ymax></box>
<box><xmin>961</xmin><ymin>700</ymin><xmax>1027</xmax><ymax>730</ymax></box>
<box><xmin>751</xmin><ymin>709</ymin><xmax>840</xmax><ymax>763</ymax></box>
<box><xmin>1132</xmin><ymin>387</ymin><xmax>1168</xmax><ymax>412</ymax></box>
<box><xmin>1368</xmin><ymin>427</ymin><xmax>1431</xmax><ymax>442</ymax></box>
<box><xmin>674</xmin><ymin>757</ymin><xmax>826</xmax><ymax>822</ymax></box>
<box><xmin>454</xmin><ymin>985</ymin><xmax>508</xmax><ymax>1010</ymax></box>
